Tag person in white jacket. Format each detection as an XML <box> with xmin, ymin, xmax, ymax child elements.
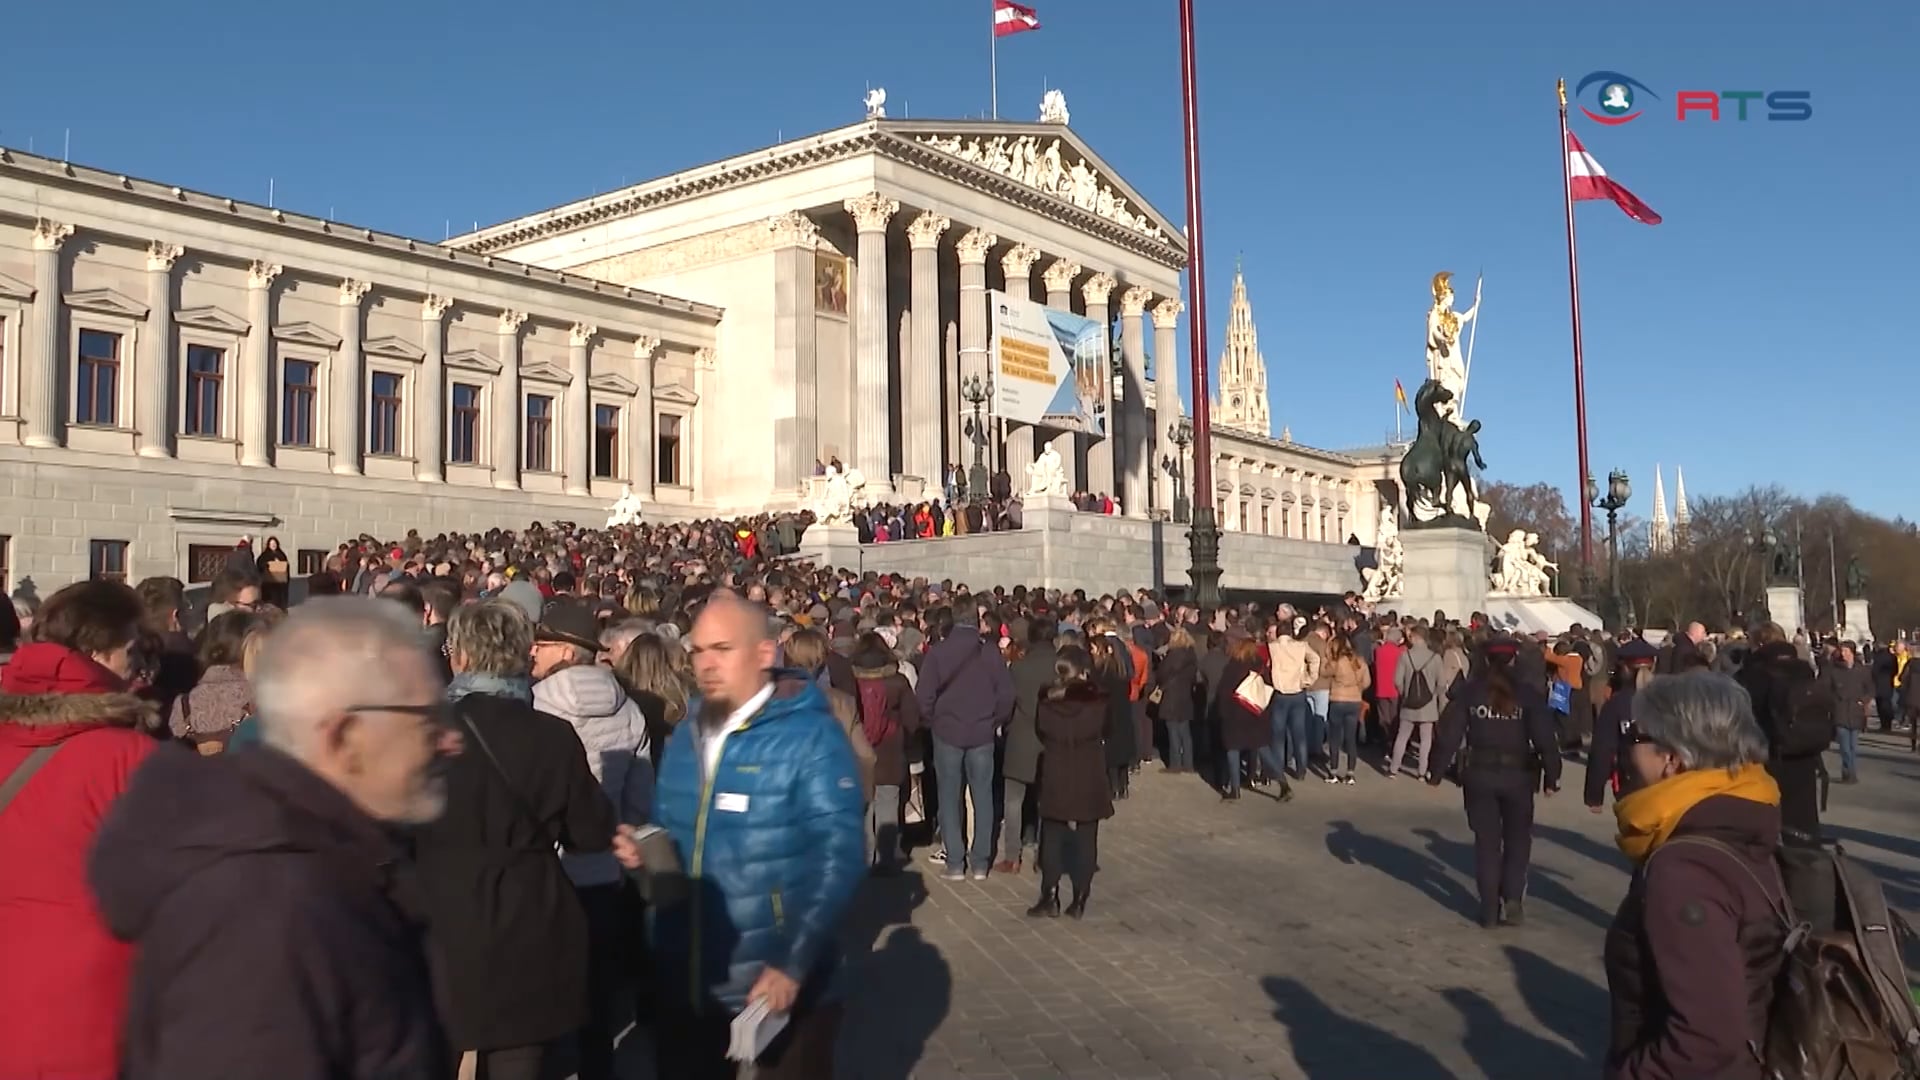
<box><xmin>1267</xmin><ymin>625</ymin><xmax>1321</xmax><ymax>779</ymax></box>
<box><xmin>529</xmin><ymin>600</ymin><xmax>651</xmax><ymax>1080</ymax></box>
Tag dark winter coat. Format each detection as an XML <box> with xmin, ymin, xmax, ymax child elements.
<box><xmin>1099</xmin><ymin>671</ymin><xmax>1136</xmax><ymax>768</ymax></box>
<box><xmin>1737</xmin><ymin>641</ymin><xmax>1835</xmax><ymax>840</ymax></box>
<box><xmin>1820</xmin><ymin>658</ymin><xmax>1872</xmax><ymax>731</ymax></box>
<box><xmin>914</xmin><ymin>627</ymin><xmax>1015</xmax><ymax>750</ymax></box>
<box><xmin>91</xmin><ymin>744</ymin><xmax>450</xmax><ymax>1080</ymax></box>
<box><xmin>1150</xmin><ymin>644</ymin><xmax>1197</xmax><ymax>726</ymax></box>
<box><xmin>1004</xmin><ymin>642</ymin><xmax>1058</xmax><ymax>785</ymax></box>
<box><xmin>1197</xmin><ymin>640</ymin><xmax>1229</xmax><ymax>718</ymax></box>
<box><xmin>1214</xmin><ymin>659</ymin><xmax>1270</xmax><ymax>753</ymax></box>
<box><xmin>850</xmin><ymin>659</ymin><xmax>921</xmax><ymax>788</ymax></box>
<box><xmin>1603</xmin><ymin>794</ymin><xmax>1785</xmax><ymax>1080</ymax></box>
<box><xmin>410</xmin><ymin>690</ymin><xmax>617</xmax><ymax>1050</ymax></box>
<box><xmin>1035</xmin><ymin>684</ymin><xmax>1116</xmax><ymax>824</ymax></box>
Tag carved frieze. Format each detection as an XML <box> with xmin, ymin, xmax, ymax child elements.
<box><xmin>915</xmin><ymin>134</ymin><xmax>1166</xmax><ymax>241</ymax></box>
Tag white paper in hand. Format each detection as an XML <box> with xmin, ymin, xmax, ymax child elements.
<box><xmin>727</xmin><ymin>999</ymin><xmax>790</xmax><ymax>1063</ymax></box>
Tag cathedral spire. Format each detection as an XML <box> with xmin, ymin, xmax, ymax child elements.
<box><xmin>1674</xmin><ymin>466</ymin><xmax>1691</xmax><ymax>546</ymax></box>
<box><xmin>1650</xmin><ymin>466</ymin><xmax>1671</xmax><ymax>554</ymax></box>
<box><xmin>1212</xmin><ymin>265</ymin><xmax>1272</xmax><ymax>436</ymax></box>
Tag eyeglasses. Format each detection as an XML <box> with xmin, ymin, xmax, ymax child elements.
<box><xmin>1622</xmin><ymin>724</ymin><xmax>1657</xmax><ymax>747</ymax></box>
<box><xmin>345</xmin><ymin>702</ymin><xmax>454</xmax><ymax>727</ymax></box>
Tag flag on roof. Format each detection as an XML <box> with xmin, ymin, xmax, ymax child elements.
<box><xmin>994</xmin><ymin>0</ymin><xmax>1041</xmax><ymax>37</ymax></box>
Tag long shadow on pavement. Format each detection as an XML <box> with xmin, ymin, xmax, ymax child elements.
<box><xmin>1325</xmin><ymin>820</ymin><xmax>1479</xmax><ymax>923</ymax></box>
<box><xmin>1535</xmin><ymin>822</ymin><xmax>1633</xmax><ymax>874</ymax></box>
<box><xmin>1443</xmin><ymin>987</ymin><xmax>1591</xmax><ymax>1076</ymax></box>
<box><xmin>836</xmin><ymin>872</ymin><xmax>949</xmax><ymax>1080</ymax></box>
<box><xmin>1828</xmin><ymin>823</ymin><xmax>1920</xmax><ymax>866</ymax></box>
<box><xmin>1503</xmin><ymin>945</ymin><xmax>1609</xmax><ymax>1063</ymax></box>
<box><xmin>1411</xmin><ymin>826</ymin><xmax>1618</xmax><ymax>930</ymax></box>
<box><xmin>1263</xmin><ymin>976</ymin><xmax>1459</xmax><ymax>1080</ymax></box>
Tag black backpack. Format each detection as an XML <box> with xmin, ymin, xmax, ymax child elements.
<box><xmin>1401</xmin><ymin>654</ymin><xmax>1437</xmax><ymax>711</ymax></box>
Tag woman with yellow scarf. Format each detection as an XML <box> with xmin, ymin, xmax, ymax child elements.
<box><xmin>1602</xmin><ymin>671</ymin><xmax>1788</xmax><ymax>1080</ymax></box>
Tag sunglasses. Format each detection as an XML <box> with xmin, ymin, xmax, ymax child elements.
<box><xmin>1622</xmin><ymin>724</ymin><xmax>1657</xmax><ymax>747</ymax></box>
<box><xmin>345</xmin><ymin>702</ymin><xmax>454</xmax><ymax>727</ymax></box>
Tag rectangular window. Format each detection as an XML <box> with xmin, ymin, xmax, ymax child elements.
<box><xmin>1238</xmin><ymin>499</ymin><xmax>1250</xmax><ymax>531</ymax></box>
<box><xmin>183</xmin><ymin>344</ymin><xmax>224</xmax><ymax>436</ymax></box>
<box><xmin>525</xmin><ymin>394</ymin><xmax>553</xmax><ymax>471</ymax></box>
<box><xmin>282</xmin><ymin>360</ymin><xmax>317</xmax><ymax>447</ymax></box>
<box><xmin>369</xmin><ymin>371</ymin><xmax>403</xmax><ymax>456</ymax></box>
<box><xmin>76</xmin><ymin>329</ymin><xmax>120</xmax><ymax>426</ymax></box>
<box><xmin>89</xmin><ymin>539</ymin><xmax>129</xmax><ymax>584</ymax></box>
<box><xmin>1260</xmin><ymin>505</ymin><xmax>1271</xmax><ymax>536</ymax></box>
<box><xmin>0</xmin><ymin>534</ymin><xmax>10</xmax><ymax>594</ymax></box>
<box><xmin>1282</xmin><ymin>507</ymin><xmax>1291</xmax><ymax>537</ymax></box>
<box><xmin>1319</xmin><ymin>512</ymin><xmax>1329</xmax><ymax>541</ymax></box>
<box><xmin>593</xmin><ymin>403</ymin><xmax>619</xmax><ymax>479</ymax></box>
<box><xmin>186</xmin><ymin>543</ymin><xmax>230</xmax><ymax>584</ymax></box>
<box><xmin>656</xmin><ymin>413</ymin><xmax>683</xmax><ymax>486</ymax></box>
<box><xmin>297</xmin><ymin>549</ymin><xmax>328</xmax><ymax>575</ymax></box>
<box><xmin>450</xmin><ymin>383</ymin><xmax>481</xmax><ymax>464</ymax></box>
<box><xmin>1337</xmin><ymin>514</ymin><xmax>1347</xmax><ymax>542</ymax></box>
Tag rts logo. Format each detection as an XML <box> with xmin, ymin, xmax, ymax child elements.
<box><xmin>1574</xmin><ymin>71</ymin><xmax>1813</xmax><ymax>124</ymax></box>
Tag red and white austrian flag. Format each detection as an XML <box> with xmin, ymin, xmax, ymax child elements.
<box><xmin>1566</xmin><ymin>131</ymin><xmax>1662</xmax><ymax>225</ymax></box>
<box><xmin>994</xmin><ymin>0</ymin><xmax>1041</xmax><ymax>37</ymax></box>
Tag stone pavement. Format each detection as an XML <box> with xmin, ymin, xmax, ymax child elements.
<box><xmin>820</xmin><ymin>732</ymin><xmax>1920</xmax><ymax>1080</ymax></box>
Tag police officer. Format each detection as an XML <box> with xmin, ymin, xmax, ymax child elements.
<box><xmin>1585</xmin><ymin>637</ymin><xmax>1660</xmax><ymax>812</ymax></box>
<box><xmin>1428</xmin><ymin>636</ymin><xmax>1561</xmax><ymax>928</ymax></box>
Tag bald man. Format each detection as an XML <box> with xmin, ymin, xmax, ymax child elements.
<box><xmin>1658</xmin><ymin>622</ymin><xmax>1708</xmax><ymax>675</ymax></box>
<box><xmin>625</xmin><ymin>594</ymin><xmax>864</xmax><ymax>1079</ymax></box>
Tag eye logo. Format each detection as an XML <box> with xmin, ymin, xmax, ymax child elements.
<box><xmin>1575</xmin><ymin>71</ymin><xmax>1658</xmax><ymax>125</ymax></box>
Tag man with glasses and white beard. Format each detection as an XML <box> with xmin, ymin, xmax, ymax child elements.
<box><xmin>89</xmin><ymin>597</ymin><xmax>461</xmax><ymax>1080</ymax></box>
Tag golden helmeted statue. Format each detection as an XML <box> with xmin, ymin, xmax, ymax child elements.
<box><xmin>1424</xmin><ymin>271</ymin><xmax>1479</xmax><ymax>429</ymax></box>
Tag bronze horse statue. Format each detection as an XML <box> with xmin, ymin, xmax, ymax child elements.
<box><xmin>1398</xmin><ymin>380</ymin><xmax>1484</xmax><ymax>526</ymax></box>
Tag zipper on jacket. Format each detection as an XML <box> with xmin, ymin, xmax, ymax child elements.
<box><xmin>770</xmin><ymin>888</ymin><xmax>785</xmax><ymax>931</ymax></box>
<box><xmin>687</xmin><ymin>716</ymin><xmax>754</xmax><ymax>1010</ymax></box>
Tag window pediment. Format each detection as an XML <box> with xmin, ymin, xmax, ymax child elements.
<box><xmin>364</xmin><ymin>335</ymin><xmax>425</xmax><ymax>363</ymax></box>
<box><xmin>176</xmin><ymin>305</ymin><xmax>251</xmax><ymax>335</ymax></box>
<box><xmin>0</xmin><ymin>270</ymin><xmax>33</xmax><ymax>302</ymax></box>
<box><xmin>653</xmin><ymin>382</ymin><xmax>698</xmax><ymax>406</ymax></box>
<box><xmin>65</xmin><ymin>287</ymin><xmax>149</xmax><ymax>320</ymax></box>
<box><xmin>521</xmin><ymin>361</ymin><xmax>573</xmax><ymax>385</ymax></box>
<box><xmin>273</xmin><ymin>321</ymin><xmax>342</xmax><ymax>349</ymax></box>
<box><xmin>588</xmin><ymin>372</ymin><xmax>639</xmax><ymax>397</ymax></box>
<box><xmin>446</xmin><ymin>348</ymin><xmax>501</xmax><ymax>375</ymax></box>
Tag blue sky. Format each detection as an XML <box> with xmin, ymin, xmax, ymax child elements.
<box><xmin>4</xmin><ymin>1</ymin><xmax>1912</xmax><ymax>517</ymax></box>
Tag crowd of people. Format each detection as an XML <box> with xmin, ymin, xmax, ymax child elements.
<box><xmin>0</xmin><ymin>507</ymin><xmax>1914</xmax><ymax>1079</ymax></box>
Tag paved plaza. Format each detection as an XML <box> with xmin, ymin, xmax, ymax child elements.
<box><xmin>819</xmin><ymin>732</ymin><xmax>1920</xmax><ymax>1080</ymax></box>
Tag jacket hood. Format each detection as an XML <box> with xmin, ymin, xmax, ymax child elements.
<box><xmin>534</xmin><ymin>662</ymin><xmax>631</xmax><ymax>719</ymax></box>
<box><xmin>852</xmin><ymin>658</ymin><xmax>899</xmax><ymax>680</ymax></box>
<box><xmin>1673</xmin><ymin>791</ymin><xmax>1783</xmax><ymax>855</ymax></box>
<box><xmin>1754</xmin><ymin>641</ymin><xmax>1802</xmax><ymax>666</ymax></box>
<box><xmin>90</xmin><ymin>744</ymin><xmax>401</xmax><ymax>942</ymax></box>
<box><xmin>1</xmin><ymin>641</ymin><xmax>128</xmax><ymax>696</ymax></box>
<box><xmin>0</xmin><ymin>646</ymin><xmax>157</xmax><ymax>743</ymax></box>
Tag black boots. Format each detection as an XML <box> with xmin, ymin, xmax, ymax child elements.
<box><xmin>1064</xmin><ymin>891</ymin><xmax>1088</xmax><ymax>920</ymax></box>
<box><xmin>1026</xmin><ymin>890</ymin><xmax>1061</xmax><ymax>918</ymax></box>
<box><xmin>1501</xmin><ymin>900</ymin><xmax>1525</xmax><ymax>927</ymax></box>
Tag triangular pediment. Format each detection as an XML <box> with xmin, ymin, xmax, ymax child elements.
<box><xmin>64</xmin><ymin>287</ymin><xmax>149</xmax><ymax>320</ymax></box>
<box><xmin>520</xmin><ymin>361</ymin><xmax>572</xmax><ymax>386</ymax></box>
<box><xmin>176</xmin><ymin>304</ymin><xmax>251</xmax><ymax>335</ymax></box>
<box><xmin>273</xmin><ymin>321</ymin><xmax>342</xmax><ymax>349</ymax></box>
<box><xmin>364</xmin><ymin>335</ymin><xmax>425</xmax><ymax>363</ymax></box>
<box><xmin>445</xmin><ymin>347</ymin><xmax>501</xmax><ymax>375</ymax></box>
<box><xmin>0</xmin><ymin>270</ymin><xmax>33</xmax><ymax>302</ymax></box>
<box><xmin>588</xmin><ymin>372</ymin><xmax>639</xmax><ymax>396</ymax></box>
<box><xmin>653</xmin><ymin>382</ymin><xmax>698</xmax><ymax>407</ymax></box>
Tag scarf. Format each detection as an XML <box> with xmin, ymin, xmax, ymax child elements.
<box><xmin>446</xmin><ymin>672</ymin><xmax>533</xmax><ymax>704</ymax></box>
<box><xmin>1614</xmin><ymin>761</ymin><xmax>1779</xmax><ymax>865</ymax></box>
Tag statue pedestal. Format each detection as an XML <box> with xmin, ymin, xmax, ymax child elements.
<box><xmin>1843</xmin><ymin>598</ymin><xmax>1873</xmax><ymax>644</ymax></box>
<box><xmin>1021</xmin><ymin>493</ymin><xmax>1076</xmax><ymax>531</ymax></box>
<box><xmin>893</xmin><ymin>474</ymin><xmax>927</xmax><ymax>503</ymax></box>
<box><xmin>1764</xmin><ymin>585</ymin><xmax>1805</xmax><ymax>636</ymax></box>
<box><xmin>805</xmin><ymin>522</ymin><xmax>863</xmax><ymax>568</ymax></box>
<box><xmin>1399</xmin><ymin>527</ymin><xmax>1489</xmax><ymax>625</ymax></box>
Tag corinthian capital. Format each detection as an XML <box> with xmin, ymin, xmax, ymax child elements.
<box><xmin>955</xmin><ymin>228</ymin><xmax>998</xmax><ymax>265</ymax></box>
<box><xmin>146</xmin><ymin>241</ymin><xmax>185</xmax><ymax>272</ymax></box>
<box><xmin>1120</xmin><ymin>285</ymin><xmax>1153</xmax><ymax>317</ymax></box>
<box><xmin>569</xmin><ymin>323</ymin><xmax>598</xmax><ymax>348</ymax></box>
<box><xmin>633</xmin><ymin>335</ymin><xmax>660</xmax><ymax>360</ymax></box>
<box><xmin>1042</xmin><ymin>259</ymin><xmax>1082</xmax><ymax>294</ymax></box>
<box><xmin>843</xmin><ymin>193</ymin><xmax>899</xmax><ymax>233</ymax></box>
<box><xmin>496</xmin><ymin>308</ymin><xmax>528</xmax><ymax>334</ymax></box>
<box><xmin>1151</xmin><ymin>298</ymin><xmax>1184</xmax><ymax>330</ymax></box>
<box><xmin>1000</xmin><ymin>243</ymin><xmax>1041</xmax><ymax>280</ymax></box>
<box><xmin>340</xmin><ymin>279</ymin><xmax>372</xmax><ymax>306</ymax></box>
<box><xmin>906</xmin><ymin>211</ymin><xmax>951</xmax><ymax>250</ymax></box>
<box><xmin>1081</xmin><ymin>272</ymin><xmax>1118</xmax><ymax>307</ymax></box>
<box><xmin>422</xmin><ymin>294</ymin><xmax>453</xmax><ymax>321</ymax></box>
<box><xmin>765</xmin><ymin>211</ymin><xmax>820</xmax><ymax>249</ymax></box>
<box><xmin>32</xmin><ymin>219</ymin><xmax>75</xmax><ymax>252</ymax></box>
<box><xmin>248</xmin><ymin>261</ymin><xmax>284</xmax><ymax>290</ymax></box>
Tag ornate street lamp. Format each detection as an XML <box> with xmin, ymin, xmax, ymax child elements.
<box><xmin>1176</xmin><ymin>0</ymin><xmax>1223</xmax><ymax>608</ymax></box>
<box><xmin>1162</xmin><ymin>417</ymin><xmax>1193</xmax><ymax>524</ymax></box>
<box><xmin>1593</xmin><ymin>468</ymin><xmax>1631</xmax><ymax>628</ymax></box>
<box><xmin>961</xmin><ymin>373</ymin><xmax>993</xmax><ymax>505</ymax></box>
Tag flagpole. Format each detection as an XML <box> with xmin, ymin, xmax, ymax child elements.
<box><xmin>1459</xmin><ymin>270</ymin><xmax>1482</xmax><ymax>414</ymax></box>
<box><xmin>990</xmin><ymin>0</ymin><xmax>999</xmax><ymax>120</ymax></box>
<box><xmin>1559</xmin><ymin>78</ymin><xmax>1596</xmax><ymax>585</ymax></box>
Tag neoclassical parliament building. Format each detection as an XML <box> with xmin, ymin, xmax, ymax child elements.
<box><xmin>0</xmin><ymin>99</ymin><xmax>1401</xmax><ymax>591</ymax></box>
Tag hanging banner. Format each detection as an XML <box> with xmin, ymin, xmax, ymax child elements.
<box><xmin>988</xmin><ymin>289</ymin><xmax>1108</xmax><ymax>436</ymax></box>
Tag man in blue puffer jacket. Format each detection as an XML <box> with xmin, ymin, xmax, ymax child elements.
<box><xmin>637</xmin><ymin>593</ymin><xmax>865</xmax><ymax>1078</ymax></box>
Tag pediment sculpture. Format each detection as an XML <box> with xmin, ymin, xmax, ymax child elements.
<box><xmin>916</xmin><ymin>134</ymin><xmax>1166</xmax><ymax>241</ymax></box>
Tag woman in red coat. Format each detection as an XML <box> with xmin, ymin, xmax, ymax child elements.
<box><xmin>0</xmin><ymin>580</ymin><xmax>158</xmax><ymax>1080</ymax></box>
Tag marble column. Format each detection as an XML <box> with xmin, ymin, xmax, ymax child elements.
<box><xmin>955</xmin><ymin>228</ymin><xmax>996</xmax><ymax>476</ymax></box>
<box><xmin>844</xmin><ymin>193</ymin><xmax>898</xmax><ymax>495</ymax></box>
<box><xmin>1000</xmin><ymin>243</ymin><xmax>1041</xmax><ymax>486</ymax></box>
<box><xmin>1118</xmin><ymin>285</ymin><xmax>1152</xmax><ymax>517</ymax></box>
<box><xmin>565</xmin><ymin>323</ymin><xmax>595</xmax><ymax>495</ymax></box>
<box><xmin>1080</xmin><ymin>273</ymin><xmax>1116</xmax><ymax>498</ymax></box>
<box><xmin>631</xmin><ymin>336</ymin><xmax>658</xmax><ymax>498</ymax></box>
<box><xmin>1042</xmin><ymin>258</ymin><xmax>1081</xmax><ymax>489</ymax></box>
<box><xmin>767</xmin><ymin>211</ymin><xmax>819</xmax><ymax>492</ymax></box>
<box><xmin>416</xmin><ymin>295</ymin><xmax>450</xmax><ymax>482</ymax></box>
<box><xmin>906</xmin><ymin>211</ymin><xmax>948</xmax><ymax>486</ymax></box>
<box><xmin>241</xmin><ymin>261</ymin><xmax>282</xmax><ymax>467</ymax></box>
<box><xmin>138</xmin><ymin>242</ymin><xmax>183</xmax><ymax>458</ymax></box>
<box><xmin>24</xmin><ymin>220</ymin><xmax>74</xmax><ymax>448</ymax></box>
<box><xmin>332</xmin><ymin>280</ymin><xmax>369</xmax><ymax>475</ymax></box>
<box><xmin>1150</xmin><ymin>298</ymin><xmax>1183</xmax><ymax>518</ymax></box>
<box><xmin>491</xmin><ymin>309</ymin><xmax>525</xmax><ymax>489</ymax></box>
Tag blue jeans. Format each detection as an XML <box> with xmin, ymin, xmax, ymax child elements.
<box><xmin>1273</xmin><ymin>692</ymin><xmax>1311</xmax><ymax>775</ymax></box>
<box><xmin>1225</xmin><ymin>744</ymin><xmax>1287</xmax><ymax>795</ymax></box>
<box><xmin>933</xmin><ymin>736</ymin><xmax>995</xmax><ymax>873</ymax></box>
<box><xmin>1327</xmin><ymin>701</ymin><xmax>1362</xmax><ymax>774</ymax></box>
<box><xmin>1308</xmin><ymin>689</ymin><xmax>1331</xmax><ymax>759</ymax></box>
<box><xmin>1837</xmin><ymin>727</ymin><xmax>1859</xmax><ymax>778</ymax></box>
